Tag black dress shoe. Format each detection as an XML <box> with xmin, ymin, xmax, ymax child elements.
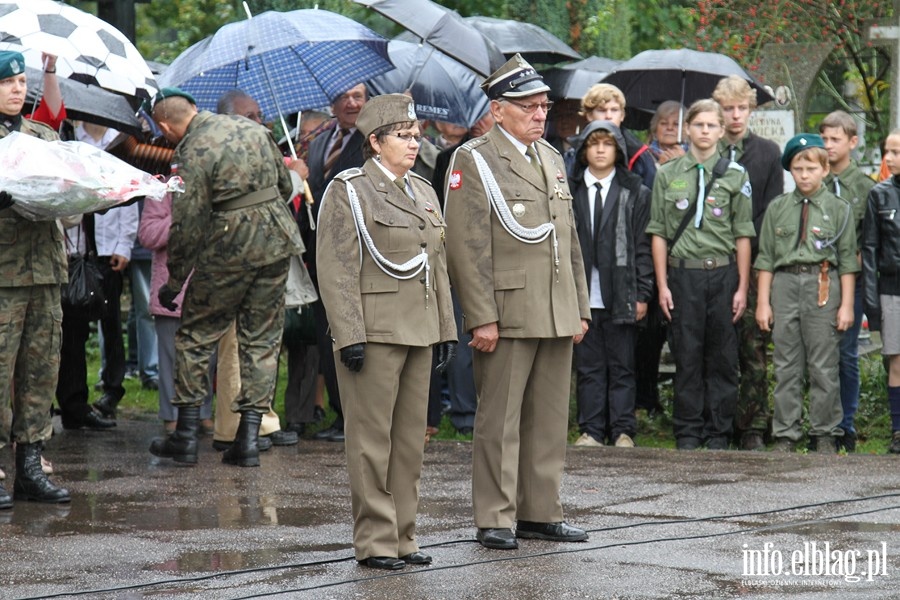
<box><xmin>92</xmin><ymin>393</ymin><xmax>119</xmax><ymax>419</ymax></box>
<box><xmin>476</xmin><ymin>527</ymin><xmax>518</xmax><ymax>550</ymax></box>
<box><xmin>313</xmin><ymin>406</ymin><xmax>326</xmax><ymax>423</ymax></box>
<box><xmin>264</xmin><ymin>429</ymin><xmax>299</xmax><ymax>446</ymax></box>
<box><xmin>83</xmin><ymin>411</ymin><xmax>117</xmax><ymax>430</ymax></box>
<box><xmin>400</xmin><ymin>551</ymin><xmax>432</xmax><ymax>565</ymax></box>
<box><xmin>313</xmin><ymin>426</ymin><xmax>345</xmax><ymax>442</ymax></box>
<box><xmin>358</xmin><ymin>556</ymin><xmax>405</xmax><ymax>570</ymax></box>
<box><xmin>515</xmin><ymin>521</ymin><xmax>588</xmax><ymax>542</ymax></box>
<box><xmin>284</xmin><ymin>422</ymin><xmax>305</xmax><ymax>435</ymax></box>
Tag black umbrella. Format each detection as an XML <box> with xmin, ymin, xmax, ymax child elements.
<box><xmin>541</xmin><ymin>56</ymin><xmax>622</xmax><ymax>101</ymax></box>
<box><xmin>463</xmin><ymin>16</ymin><xmax>580</xmax><ymax>65</ymax></box>
<box><xmin>369</xmin><ymin>40</ymin><xmax>489</xmax><ymax>128</ymax></box>
<box><xmin>601</xmin><ymin>48</ymin><xmax>774</xmax><ymax>114</ymax></box>
<box><xmin>354</xmin><ymin>0</ymin><xmax>505</xmax><ymax>78</ymax></box>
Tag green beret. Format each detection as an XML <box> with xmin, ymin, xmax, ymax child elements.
<box><xmin>356</xmin><ymin>94</ymin><xmax>417</xmax><ymax>137</ymax></box>
<box><xmin>781</xmin><ymin>133</ymin><xmax>825</xmax><ymax>170</ymax></box>
<box><xmin>0</xmin><ymin>51</ymin><xmax>25</xmax><ymax>81</ymax></box>
<box><xmin>151</xmin><ymin>87</ymin><xmax>196</xmax><ymax>110</ymax></box>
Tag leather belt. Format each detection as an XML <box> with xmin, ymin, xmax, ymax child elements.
<box><xmin>777</xmin><ymin>263</ymin><xmax>820</xmax><ymax>274</ymax></box>
<box><xmin>213</xmin><ymin>185</ymin><xmax>281</xmax><ymax>212</ymax></box>
<box><xmin>667</xmin><ymin>255</ymin><xmax>735</xmax><ymax>270</ymax></box>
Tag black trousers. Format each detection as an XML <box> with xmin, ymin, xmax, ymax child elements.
<box><xmin>313</xmin><ymin>299</ymin><xmax>343</xmax><ymax>429</ymax></box>
<box><xmin>575</xmin><ymin>308</ymin><xmax>637</xmax><ymax>442</ymax></box>
<box><xmin>668</xmin><ymin>264</ymin><xmax>740</xmax><ymax>443</ymax></box>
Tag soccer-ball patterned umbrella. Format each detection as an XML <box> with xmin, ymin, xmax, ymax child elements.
<box><xmin>0</xmin><ymin>0</ymin><xmax>157</xmax><ymax>103</ymax></box>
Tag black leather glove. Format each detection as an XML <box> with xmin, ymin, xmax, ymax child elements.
<box><xmin>340</xmin><ymin>343</ymin><xmax>366</xmax><ymax>372</ymax></box>
<box><xmin>435</xmin><ymin>341</ymin><xmax>458</xmax><ymax>374</ymax></box>
<box><xmin>0</xmin><ymin>191</ymin><xmax>14</xmax><ymax>211</ymax></box>
<box><xmin>158</xmin><ymin>285</ymin><xmax>179</xmax><ymax>311</ymax></box>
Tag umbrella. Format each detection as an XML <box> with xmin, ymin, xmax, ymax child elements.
<box><xmin>601</xmin><ymin>48</ymin><xmax>774</xmax><ymax>114</ymax></box>
<box><xmin>566</xmin><ymin>56</ymin><xmax>622</xmax><ymax>73</ymax></box>
<box><xmin>541</xmin><ymin>66</ymin><xmax>610</xmax><ymax>101</ymax></box>
<box><xmin>0</xmin><ymin>0</ymin><xmax>157</xmax><ymax>101</ymax></box>
<box><xmin>157</xmin><ymin>9</ymin><xmax>394</xmax><ymax>123</ymax></box>
<box><xmin>25</xmin><ymin>66</ymin><xmax>143</xmax><ymax>135</ymax></box>
<box><xmin>354</xmin><ymin>0</ymin><xmax>505</xmax><ymax>78</ymax></box>
<box><xmin>368</xmin><ymin>40</ymin><xmax>489</xmax><ymax>128</ymax></box>
<box><xmin>464</xmin><ymin>16</ymin><xmax>581</xmax><ymax>65</ymax></box>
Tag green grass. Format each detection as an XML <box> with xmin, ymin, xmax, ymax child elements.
<box><xmin>93</xmin><ymin>332</ymin><xmax>894</xmax><ymax>453</ymax></box>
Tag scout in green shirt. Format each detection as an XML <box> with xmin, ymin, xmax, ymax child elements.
<box><xmin>646</xmin><ymin>99</ymin><xmax>755</xmax><ymax>450</ymax></box>
<box><xmin>755</xmin><ymin>134</ymin><xmax>858</xmax><ymax>453</ymax></box>
<box><xmin>819</xmin><ymin>110</ymin><xmax>876</xmax><ymax>451</ymax></box>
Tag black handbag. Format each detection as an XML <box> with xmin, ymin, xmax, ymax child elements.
<box><xmin>62</xmin><ymin>227</ymin><xmax>107</xmax><ymax>320</ymax></box>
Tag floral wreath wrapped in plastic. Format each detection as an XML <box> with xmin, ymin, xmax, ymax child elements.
<box><xmin>0</xmin><ymin>131</ymin><xmax>183</xmax><ymax>220</ymax></box>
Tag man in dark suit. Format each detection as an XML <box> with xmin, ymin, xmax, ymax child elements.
<box><xmin>304</xmin><ymin>83</ymin><xmax>368</xmax><ymax>442</ymax></box>
<box><xmin>568</xmin><ymin>120</ymin><xmax>653</xmax><ymax>448</ymax></box>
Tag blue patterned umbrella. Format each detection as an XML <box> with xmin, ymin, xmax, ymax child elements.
<box><xmin>157</xmin><ymin>9</ymin><xmax>394</xmax><ymax>120</ymax></box>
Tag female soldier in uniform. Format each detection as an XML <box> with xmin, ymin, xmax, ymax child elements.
<box><xmin>316</xmin><ymin>94</ymin><xmax>457</xmax><ymax>570</ymax></box>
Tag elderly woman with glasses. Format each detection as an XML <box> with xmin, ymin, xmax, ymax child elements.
<box><xmin>316</xmin><ymin>93</ymin><xmax>457</xmax><ymax>571</ymax></box>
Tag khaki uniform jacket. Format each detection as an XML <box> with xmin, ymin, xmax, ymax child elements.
<box><xmin>316</xmin><ymin>159</ymin><xmax>456</xmax><ymax>350</ymax></box>
<box><xmin>168</xmin><ymin>111</ymin><xmax>303</xmax><ymax>288</ymax></box>
<box><xmin>444</xmin><ymin>125</ymin><xmax>590</xmax><ymax>337</ymax></box>
<box><xmin>0</xmin><ymin>119</ymin><xmax>67</xmax><ymax>287</ymax></box>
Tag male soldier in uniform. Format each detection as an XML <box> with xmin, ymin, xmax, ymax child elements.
<box><xmin>713</xmin><ymin>75</ymin><xmax>783</xmax><ymax>451</ymax></box>
<box><xmin>0</xmin><ymin>51</ymin><xmax>70</xmax><ymax>505</ymax></box>
<box><xmin>444</xmin><ymin>54</ymin><xmax>591</xmax><ymax>550</ymax></box>
<box><xmin>148</xmin><ymin>88</ymin><xmax>303</xmax><ymax>467</ymax></box>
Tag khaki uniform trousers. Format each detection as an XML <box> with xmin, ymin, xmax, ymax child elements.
<box><xmin>336</xmin><ymin>342</ymin><xmax>432</xmax><ymax>561</ymax></box>
<box><xmin>212</xmin><ymin>321</ymin><xmax>282</xmax><ymax>441</ymax></box>
<box><xmin>771</xmin><ymin>269</ymin><xmax>844</xmax><ymax>440</ymax></box>
<box><xmin>472</xmin><ymin>336</ymin><xmax>572</xmax><ymax>528</ymax></box>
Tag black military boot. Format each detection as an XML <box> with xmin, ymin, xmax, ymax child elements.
<box><xmin>149</xmin><ymin>406</ymin><xmax>200</xmax><ymax>464</ymax></box>
<box><xmin>222</xmin><ymin>411</ymin><xmax>262</xmax><ymax>467</ymax></box>
<box><xmin>0</xmin><ymin>479</ymin><xmax>12</xmax><ymax>510</ymax></box>
<box><xmin>13</xmin><ymin>443</ymin><xmax>70</xmax><ymax>503</ymax></box>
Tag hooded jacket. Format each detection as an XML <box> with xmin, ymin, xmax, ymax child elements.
<box><xmin>568</xmin><ymin>121</ymin><xmax>654</xmax><ymax>324</ymax></box>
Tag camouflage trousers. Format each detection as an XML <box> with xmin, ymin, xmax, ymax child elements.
<box><xmin>735</xmin><ymin>274</ymin><xmax>772</xmax><ymax>435</ymax></box>
<box><xmin>174</xmin><ymin>258</ymin><xmax>289</xmax><ymax>413</ymax></box>
<box><xmin>0</xmin><ymin>285</ymin><xmax>61</xmax><ymax>448</ymax></box>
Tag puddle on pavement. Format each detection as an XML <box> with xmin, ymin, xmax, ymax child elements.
<box><xmin>147</xmin><ymin>545</ymin><xmax>346</xmax><ymax>574</ymax></box>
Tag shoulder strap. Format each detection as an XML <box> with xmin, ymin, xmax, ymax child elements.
<box><xmin>627</xmin><ymin>144</ymin><xmax>650</xmax><ymax>171</ymax></box>
<box><xmin>668</xmin><ymin>158</ymin><xmax>732</xmax><ymax>254</ymax></box>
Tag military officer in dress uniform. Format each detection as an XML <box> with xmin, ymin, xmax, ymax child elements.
<box><xmin>147</xmin><ymin>88</ymin><xmax>303</xmax><ymax>467</ymax></box>
<box><xmin>316</xmin><ymin>94</ymin><xmax>457</xmax><ymax>570</ymax></box>
<box><xmin>0</xmin><ymin>50</ymin><xmax>71</xmax><ymax>506</ymax></box>
<box><xmin>444</xmin><ymin>54</ymin><xmax>591</xmax><ymax>551</ymax></box>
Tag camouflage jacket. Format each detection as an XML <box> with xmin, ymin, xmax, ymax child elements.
<box><xmin>0</xmin><ymin>118</ymin><xmax>68</xmax><ymax>287</ymax></box>
<box><xmin>167</xmin><ymin>111</ymin><xmax>303</xmax><ymax>287</ymax></box>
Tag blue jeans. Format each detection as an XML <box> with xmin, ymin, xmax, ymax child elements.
<box><xmin>129</xmin><ymin>259</ymin><xmax>159</xmax><ymax>383</ymax></box>
<box><xmin>838</xmin><ymin>280</ymin><xmax>864</xmax><ymax>434</ymax></box>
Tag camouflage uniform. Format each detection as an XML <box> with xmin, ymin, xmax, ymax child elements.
<box><xmin>167</xmin><ymin>111</ymin><xmax>303</xmax><ymax>413</ymax></box>
<box><xmin>0</xmin><ymin>118</ymin><xmax>68</xmax><ymax>447</ymax></box>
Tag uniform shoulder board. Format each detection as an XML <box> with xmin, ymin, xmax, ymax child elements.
<box><xmin>535</xmin><ymin>137</ymin><xmax>560</xmax><ymax>155</ymax></box>
<box><xmin>460</xmin><ymin>136</ymin><xmax>489</xmax><ymax>152</ymax></box>
<box><xmin>409</xmin><ymin>170</ymin><xmax>431</xmax><ymax>184</ymax></box>
<box><xmin>334</xmin><ymin>168</ymin><xmax>364</xmax><ymax>181</ymax></box>
<box><xmin>727</xmin><ymin>160</ymin><xmax>746</xmax><ymax>172</ymax></box>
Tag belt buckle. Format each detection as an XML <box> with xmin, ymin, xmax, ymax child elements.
<box><xmin>703</xmin><ymin>258</ymin><xmax>716</xmax><ymax>270</ymax></box>
<box><xmin>799</xmin><ymin>264</ymin><xmax>811</xmax><ymax>274</ymax></box>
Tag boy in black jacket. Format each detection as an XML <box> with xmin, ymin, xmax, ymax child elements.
<box><xmin>568</xmin><ymin>120</ymin><xmax>653</xmax><ymax>447</ymax></box>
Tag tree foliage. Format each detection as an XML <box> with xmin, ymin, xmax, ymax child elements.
<box><xmin>669</xmin><ymin>0</ymin><xmax>893</xmax><ymax>136</ymax></box>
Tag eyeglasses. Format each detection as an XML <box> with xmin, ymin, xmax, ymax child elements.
<box><xmin>502</xmin><ymin>99</ymin><xmax>554</xmax><ymax>114</ymax></box>
<box><xmin>392</xmin><ymin>132</ymin><xmax>422</xmax><ymax>143</ymax></box>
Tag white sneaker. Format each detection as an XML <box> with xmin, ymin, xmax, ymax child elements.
<box><xmin>614</xmin><ymin>433</ymin><xmax>635</xmax><ymax>448</ymax></box>
<box><xmin>574</xmin><ymin>432</ymin><xmax>603</xmax><ymax>447</ymax></box>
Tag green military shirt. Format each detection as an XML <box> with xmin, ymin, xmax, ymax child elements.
<box><xmin>823</xmin><ymin>162</ymin><xmax>875</xmax><ymax>248</ymax></box>
<box><xmin>647</xmin><ymin>152</ymin><xmax>755</xmax><ymax>259</ymax></box>
<box><xmin>754</xmin><ymin>185</ymin><xmax>859</xmax><ymax>275</ymax></box>
<box><xmin>0</xmin><ymin>118</ymin><xmax>68</xmax><ymax>287</ymax></box>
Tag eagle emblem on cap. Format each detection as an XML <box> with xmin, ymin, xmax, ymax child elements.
<box><xmin>10</xmin><ymin>59</ymin><xmax>20</xmax><ymax>74</ymax></box>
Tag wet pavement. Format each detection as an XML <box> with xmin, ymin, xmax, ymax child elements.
<box><xmin>2</xmin><ymin>418</ymin><xmax>899</xmax><ymax>599</ymax></box>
